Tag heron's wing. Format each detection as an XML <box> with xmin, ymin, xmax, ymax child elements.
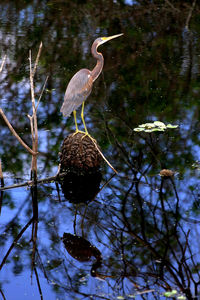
<box><xmin>60</xmin><ymin>68</ymin><xmax>93</xmax><ymax>117</ymax></box>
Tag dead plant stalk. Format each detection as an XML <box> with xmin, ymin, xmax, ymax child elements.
<box><xmin>28</xmin><ymin>42</ymin><xmax>43</xmax><ymax>180</ymax></box>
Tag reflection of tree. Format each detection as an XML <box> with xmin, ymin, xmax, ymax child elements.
<box><xmin>1</xmin><ymin>0</ymin><xmax>200</xmax><ymax>299</ymax></box>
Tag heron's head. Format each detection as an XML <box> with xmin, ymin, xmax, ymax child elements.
<box><xmin>95</xmin><ymin>33</ymin><xmax>123</xmax><ymax>48</ymax></box>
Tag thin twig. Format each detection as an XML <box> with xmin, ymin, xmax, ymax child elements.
<box><xmin>29</xmin><ymin>48</ymin><xmax>39</xmax><ymax>179</ymax></box>
<box><xmin>27</xmin><ymin>114</ymin><xmax>35</xmax><ymax>143</ymax></box>
<box><xmin>93</xmin><ymin>141</ymin><xmax>118</xmax><ymax>174</ymax></box>
<box><xmin>0</xmin><ymin>159</ymin><xmax>4</xmax><ymax>186</ymax></box>
<box><xmin>0</xmin><ymin>55</ymin><xmax>7</xmax><ymax>73</ymax></box>
<box><xmin>0</xmin><ymin>217</ymin><xmax>33</xmax><ymax>271</ymax></box>
<box><xmin>29</xmin><ymin>50</ymin><xmax>35</xmax><ymax>110</ymax></box>
<box><xmin>0</xmin><ymin>160</ymin><xmax>4</xmax><ymax>215</ymax></box>
<box><xmin>0</xmin><ymin>172</ymin><xmax>68</xmax><ymax>191</ymax></box>
<box><xmin>36</xmin><ymin>75</ymin><xmax>49</xmax><ymax>112</ymax></box>
<box><xmin>34</xmin><ymin>266</ymin><xmax>44</xmax><ymax>300</ymax></box>
<box><xmin>31</xmin><ymin>185</ymin><xmax>38</xmax><ymax>271</ymax></box>
<box><xmin>185</xmin><ymin>0</ymin><xmax>196</xmax><ymax>30</ymax></box>
<box><xmin>98</xmin><ymin>173</ymin><xmax>116</xmax><ymax>193</ymax></box>
<box><xmin>0</xmin><ymin>289</ymin><xmax>6</xmax><ymax>300</ymax></box>
<box><xmin>55</xmin><ymin>181</ymin><xmax>61</xmax><ymax>202</ymax></box>
<box><xmin>0</xmin><ymin>108</ymin><xmax>37</xmax><ymax>156</ymax></box>
<box><xmin>165</xmin><ymin>0</ymin><xmax>180</xmax><ymax>13</ymax></box>
<box><xmin>32</xmin><ymin>42</ymin><xmax>42</xmax><ymax>77</ymax></box>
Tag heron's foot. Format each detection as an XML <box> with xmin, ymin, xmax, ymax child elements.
<box><xmin>81</xmin><ymin>132</ymin><xmax>97</xmax><ymax>144</ymax></box>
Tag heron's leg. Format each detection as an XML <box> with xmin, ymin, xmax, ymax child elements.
<box><xmin>81</xmin><ymin>101</ymin><xmax>88</xmax><ymax>134</ymax></box>
<box><xmin>81</xmin><ymin>102</ymin><xmax>97</xmax><ymax>143</ymax></box>
<box><xmin>72</xmin><ymin>110</ymin><xmax>85</xmax><ymax>136</ymax></box>
<box><xmin>73</xmin><ymin>110</ymin><xmax>79</xmax><ymax>132</ymax></box>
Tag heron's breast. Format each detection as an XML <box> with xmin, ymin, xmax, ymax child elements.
<box><xmin>79</xmin><ymin>74</ymin><xmax>93</xmax><ymax>97</ymax></box>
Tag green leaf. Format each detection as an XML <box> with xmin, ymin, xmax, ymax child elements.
<box><xmin>134</xmin><ymin>128</ymin><xmax>144</xmax><ymax>132</ymax></box>
<box><xmin>166</xmin><ymin>124</ymin><xmax>179</xmax><ymax>129</ymax></box>
<box><xmin>163</xmin><ymin>290</ymin><xmax>178</xmax><ymax>297</ymax></box>
<box><xmin>151</xmin><ymin>128</ymin><xmax>165</xmax><ymax>132</ymax></box>
<box><xmin>154</xmin><ymin>121</ymin><xmax>166</xmax><ymax>127</ymax></box>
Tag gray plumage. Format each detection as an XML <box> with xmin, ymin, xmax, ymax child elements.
<box><xmin>60</xmin><ymin>68</ymin><xmax>93</xmax><ymax>117</ymax></box>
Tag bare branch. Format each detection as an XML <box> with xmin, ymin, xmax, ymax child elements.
<box><xmin>0</xmin><ymin>288</ymin><xmax>6</xmax><ymax>300</ymax></box>
<box><xmin>0</xmin><ymin>159</ymin><xmax>3</xmax><ymax>215</ymax></box>
<box><xmin>0</xmin><ymin>159</ymin><xmax>4</xmax><ymax>185</ymax></box>
<box><xmin>94</xmin><ymin>141</ymin><xmax>118</xmax><ymax>174</ymax></box>
<box><xmin>36</xmin><ymin>75</ymin><xmax>49</xmax><ymax>112</ymax></box>
<box><xmin>27</xmin><ymin>114</ymin><xmax>35</xmax><ymax>143</ymax></box>
<box><xmin>29</xmin><ymin>50</ymin><xmax>36</xmax><ymax>110</ymax></box>
<box><xmin>0</xmin><ymin>172</ymin><xmax>67</xmax><ymax>191</ymax></box>
<box><xmin>34</xmin><ymin>266</ymin><xmax>44</xmax><ymax>300</ymax></box>
<box><xmin>32</xmin><ymin>41</ymin><xmax>42</xmax><ymax>77</ymax></box>
<box><xmin>185</xmin><ymin>0</ymin><xmax>196</xmax><ymax>30</ymax></box>
<box><xmin>0</xmin><ymin>108</ymin><xmax>37</xmax><ymax>156</ymax></box>
<box><xmin>165</xmin><ymin>0</ymin><xmax>180</xmax><ymax>13</ymax></box>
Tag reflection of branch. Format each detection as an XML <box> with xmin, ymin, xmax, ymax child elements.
<box><xmin>34</xmin><ymin>266</ymin><xmax>43</xmax><ymax>300</ymax></box>
<box><xmin>0</xmin><ymin>288</ymin><xmax>6</xmax><ymax>300</ymax></box>
<box><xmin>185</xmin><ymin>0</ymin><xmax>196</xmax><ymax>30</ymax></box>
<box><xmin>0</xmin><ymin>172</ymin><xmax>67</xmax><ymax>191</ymax></box>
<box><xmin>31</xmin><ymin>185</ymin><xmax>38</xmax><ymax>268</ymax></box>
<box><xmin>121</xmin><ymin>180</ymin><xmax>187</xmax><ymax>294</ymax></box>
<box><xmin>0</xmin><ymin>159</ymin><xmax>4</xmax><ymax>185</ymax></box>
<box><xmin>0</xmin><ymin>217</ymin><xmax>33</xmax><ymax>271</ymax></box>
<box><xmin>0</xmin><ymin>160</ymin><xmax>4</xmax><ymax>214</ymax></box>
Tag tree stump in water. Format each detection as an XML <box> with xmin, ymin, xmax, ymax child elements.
<box><xmin>60</xmin><ymin>132</ymin><xmax>102</xmax><ymax>171</ymax></box>
<box><xmin>59</xmin><ymin>132</ymin><xmax>102</xmax><ymax>203</ymax></box>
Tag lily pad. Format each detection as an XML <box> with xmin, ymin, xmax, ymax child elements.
<box><xmin>134</xmin><ymin>121</ymin><xmax>179</xmax><ymax>133</ymax></box>
<box><xmin>166</xmin><ymin>124</ymin><xmax>179</xmax><ymax>129</ymax></box>
<box><xmin>139</xmin><ymin>123</ymin><xmax>156</xmax><ymax>128</ymax></box>
<box><xmin>154</xmin><ymin>121</ymin><xmax>166</xmax><ymax>127</ymax></box>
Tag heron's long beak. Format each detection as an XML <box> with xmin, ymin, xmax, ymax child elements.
<box><xmin>100</xmin><ymin>33</ymin><xmax>123</xmax><ymax>45</ymax></box>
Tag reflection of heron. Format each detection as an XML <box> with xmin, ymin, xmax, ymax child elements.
<box><xmin>62</xmin><ymin>233</ymin><xmax>102</xmax><ymax>277</ymax></box>
<box><xmin>60</xmin><ymin>33</ymin><xmax>123</xmax><ymax>137</ymax></box>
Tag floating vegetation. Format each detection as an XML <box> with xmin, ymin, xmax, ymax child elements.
<box><xmin>159</xmin><ymin>169</ymin><xmax>175</xmax><ymax>178</ymax></box>
<box><xmin>163</xmin><ymin>289</ymin><xmax>186</xmax><ymax>299</ymax></box>
<box><xmin>192</xmin><ymin>161</ymin><xmax>200</xmax><ymax>170</ymax></box>
<box><xmin>134</xmin><ymin>121</ymin><xmax>179</xmax><ymax>133</ymax></box>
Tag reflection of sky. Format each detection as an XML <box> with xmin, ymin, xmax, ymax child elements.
<box><xmin>1</xmin><ymin>1</ymin><xmax>200</xmax><ymax>299</ymax></box>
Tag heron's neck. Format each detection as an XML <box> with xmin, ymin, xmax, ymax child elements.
<box><xmin>91</xmin><ymin>43</ymin><xmax>104</xmax><ymax>82</ymax></box>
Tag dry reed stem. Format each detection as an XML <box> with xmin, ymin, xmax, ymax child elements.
<box><xmin>29</xmin><ymin>43</ymin><xmax>43</xmax><ymax>178</ymax></box>
<box><xmin>93</xmin><ymin>141</ymin><xmax>118</xmax><ymax>174</ymax></box>
<box><xmin>36</xmin><ymin>75</ymin><xmax>49</xmax><ymax>112</ymax></box>
<box><xmin>32</xmin><ymin>41</ymin><xmax>42</xmax><ymax>77</ymax></box>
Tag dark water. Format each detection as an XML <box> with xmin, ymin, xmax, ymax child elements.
<box><xmin>0</xmin><ymin>1</ymin><xmax>200</xmax><ymax>299</ymax></box>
